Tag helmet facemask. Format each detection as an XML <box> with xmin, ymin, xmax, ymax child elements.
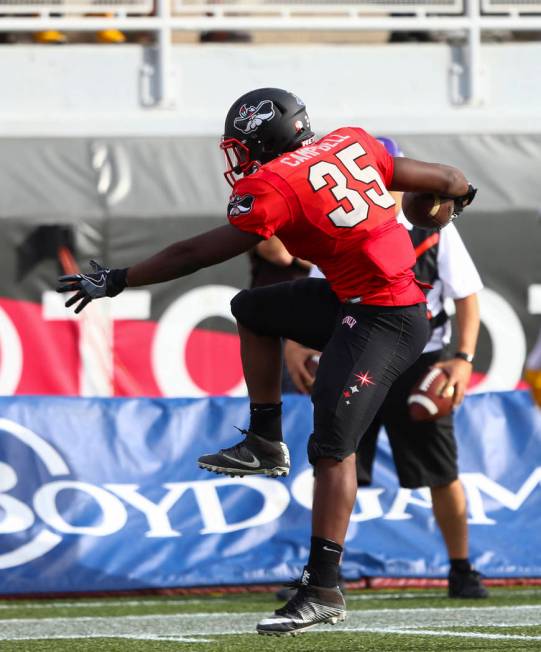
<box><xmin>220</xmin><ymin>137</ymin><xmax>260</xmax><ymax>187</ymax></box>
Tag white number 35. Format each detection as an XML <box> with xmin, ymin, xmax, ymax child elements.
<box><xmin>308</xmin><ymin>142</ymin><xmax>395</xmax><ymax>228</ymax></box>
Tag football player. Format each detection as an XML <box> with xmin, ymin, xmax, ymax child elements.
<box><xmin>58</xmin><ymin>88</ymin><xmax>476</xmax><ymax>636</ymax></box>
<box><xmin>281</xmin><ymin>137</ymin><xmax>487</xmax><ymax>601</ymax></box>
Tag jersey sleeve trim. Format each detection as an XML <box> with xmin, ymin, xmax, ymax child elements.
<box><xmin>231</xmin><ymin>221</ymin><xmax>274</xmax><ymax>240</ymax></box>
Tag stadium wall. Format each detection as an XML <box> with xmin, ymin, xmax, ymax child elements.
<box><xmin>1</xmin><ymin>42</ymin><xmax>541</xmax><ymax>137</ymax></box>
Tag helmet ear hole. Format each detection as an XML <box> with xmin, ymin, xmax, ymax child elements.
<box><xmin>261</xmin><ymin>137</ymin><xmax>278</xmax><ymax>157</ymax></box>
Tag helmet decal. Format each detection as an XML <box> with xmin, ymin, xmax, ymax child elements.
<box><xmin>233</xmin><ymin>100</ymin><xmax>275</xmax><ymax>135</ymax></box>
<box><xmin>227</xmin><ymin>193</ymin><xmax>255</xmax><ymax>217</ymax></box>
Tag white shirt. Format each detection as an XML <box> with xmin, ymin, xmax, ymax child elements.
<box><xmin>310</xmin><ymin>213</ymin><xmax>483</xmax><ymax>353</ymax></box>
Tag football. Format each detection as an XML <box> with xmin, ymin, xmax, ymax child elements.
<box><xmin>304</xmin><ymin>354</ymin><xmax>320</xmax><ymax>393</ymax></box>
<box><xmin>305</xmin><ymin>354</ymin><xmax>320</xmax><ymax>378</ymax></box>
<box><xmin>402</xmin><ymin>192</ymin><xmax>455</xmax><ymax>230</ymax></box>
<box><xmin>407</xmin><ymin>367</ymin><xmax>454</xmax><ymax>421</ymax></box>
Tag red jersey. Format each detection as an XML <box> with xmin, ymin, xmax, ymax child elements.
<box><xmin>227</xmin><ymin>126</ymin><xmax>426</xmax><ymax>306</ymax></box>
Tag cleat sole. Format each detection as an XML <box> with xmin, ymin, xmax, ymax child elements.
<box><xmin>257</xmin><ymin>630</ymin><xmax>298</xmax><ymax>637</ymax></box>
<box><xmin>328</xmin><ymin>614</ymin><xmax>346</xmax><ymax>625</ymax></box>
<box><xmin>257</xmin><ymin>611</ymin><xmax>346</xmax><ymax>636</ymax></box>
<box><xmin>198</xmin><ymin>462</ymin><xmax>289</xmax><ymax>478</ymax></box>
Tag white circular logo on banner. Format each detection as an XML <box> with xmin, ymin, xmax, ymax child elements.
<box><xmin>0</xmin><ymin>419</ymin><xmax>130</xmax><ymax>569</ymax></box>
<box><xmin>0</xmin><ymin>419</ymin><xmax>69</xmax><ymax>569</ymax></box>
<box><xmin>152</xmin><ymin>285</ymin><xmax>247</xmax><ymax>397</ymax></box>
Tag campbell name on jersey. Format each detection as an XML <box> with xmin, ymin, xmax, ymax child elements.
<box><xmin>227</xmin><ymin>126</ymin><xmax>426</xmax><ymax>307</ymax></box>
<box><xmin>278</xmin><ymin>132</ymin><xmax>352</xmax><ymax>167</ymax></box>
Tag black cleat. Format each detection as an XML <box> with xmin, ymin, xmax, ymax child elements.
<box><xmin>275</xmin><ymin>584</ymin><xmax>299</xmax><ymax>603</ymax></box>
<box><xmin>258</xmin><ymin>581</ymin><xmax>346</xmax><ymax>636</ymax></box>
<box><xmin>448</xmin><ymin>568</ymin><xmax>488</xmax><ymax>598</ymax></box>
<box><xmin>276</xmin><ymin>575</ymin><xmax>346</xmax><ymax>602</ymax></box>
<box><xmin>198</xmin><ymin>430</ymin><xmax>290</xmax><ymax>478</ymax></box>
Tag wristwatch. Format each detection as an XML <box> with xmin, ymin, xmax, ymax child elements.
<box><xmin>455</xmin><ymin>351</ymin><xmax>474</xmax><ymax>363</ymax></box>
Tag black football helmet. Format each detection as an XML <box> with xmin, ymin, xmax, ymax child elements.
<box><xmin>221</xmin><ymin>87</ymin><xmax>314</xmax><ymax>186</ymax></box>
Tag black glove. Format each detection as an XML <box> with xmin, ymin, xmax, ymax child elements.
<box><xmin>452</xmin><ymin>183</ymin><xmax>477</xmax><ymax>219</ymax></box>
<box><xmin>57</xmin><ymin>260</ymin><xmax>128</xmax><ymax>314</ymax></box>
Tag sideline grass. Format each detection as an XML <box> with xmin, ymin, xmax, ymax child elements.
<box><xmin>1</xmin><ymin>587</ymin><xmax>540</xmax><ymax>652</ymax></box>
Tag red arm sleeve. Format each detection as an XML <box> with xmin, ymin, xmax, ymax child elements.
<box><xmin>227</xmin><ymin>177</ymin><xmax>291</xmax><ymax>240</ymax></box>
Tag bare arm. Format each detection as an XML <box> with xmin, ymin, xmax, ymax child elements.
<box><xmin>435</xmin><ymin>293</ymin><xmax>480</xmax><ymax>405</ymax></box>
<box><xmin>127</xmin><ymin>224</ymin><xmax>263</xmax><ymax>287</ymax></box>
<box><xmin>255</xmin><ymin>236</ymin><xmax>295</xmax><ymax>267</ymax></box>
<box><xmin>391</xmin><ymin>157</ymin><xmax>469</xmax><ymax>197</ymax></box>
<box><xmin>58</xmin><ymin>224</ymin><xmax>263</xmax><ymax>313</ymax></box>
<box><xmin>454</xmin><ymin>294</ymin><xmax>481</xmax><ymax>359</ymax></box>
<box><xmin>255</xmin><ymin>236</ymin><xmax>312</xmax><ymax>270</ymax></box>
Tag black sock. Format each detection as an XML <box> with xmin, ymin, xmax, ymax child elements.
<box><xmin>307</xmin><ymin>536</ymin><xmax>343</xmax><ymax>588</ymax></box>
<box><xmin>249</xmin><ymin>402</ymin><xmax>282</xmax><ymax>442</ymax></box>
<box><xmin>450</xmin><ymin>558</ymin><xmax>471</xmax><ymax>573</ymax></box>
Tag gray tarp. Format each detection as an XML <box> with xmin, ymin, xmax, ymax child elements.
<box><xmin>1</xmin><ymin>134</ymin><xmax>541</xmax><ymax>220</ymax></box>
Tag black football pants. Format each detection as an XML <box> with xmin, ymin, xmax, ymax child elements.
<box><xmin>231</xmin><ymin>278</ymin><xmax>430</xmax><ymax>465</ymax></box>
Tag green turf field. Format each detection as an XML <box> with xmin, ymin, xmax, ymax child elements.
<box><xmin>1</xmin><ymin>587</ymin><xmax>540</xmax><ymax>651</ymax></box>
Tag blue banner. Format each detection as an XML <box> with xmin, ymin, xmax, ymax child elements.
<box><xmin>0</xmin><ymin>392</ymin><xmax>540</xmax><ymax>594</ymax></box>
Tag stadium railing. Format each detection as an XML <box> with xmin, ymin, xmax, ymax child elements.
<box><xmin>0</xmin><ymin>0</ymin><xmax>153</xmax><ymax>14</ymax></box>
<box><xmin>481</xmin><ymin>0</ymin><xmax>541</xmax><ymax>14</ymax></box>
<box><xmin>173</xmin><ymin>0</ymin><xmax>465</xmax><ymax>17</ymax></box>
<box><xmin>0</xmin><ymin>0</ymin><xmax>540</xmax><ymax>108</ymax></box>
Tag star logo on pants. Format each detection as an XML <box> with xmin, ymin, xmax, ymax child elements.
<box><xmin>354</xmin><ymin>371</ymin><xmax>375</xmax><ymax>387</ymax></box>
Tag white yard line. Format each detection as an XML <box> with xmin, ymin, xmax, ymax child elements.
<box><xmin>1</xmin><ymin>605</ymin><xmax>540</xmax><ymax>641</ymax></box>
<box><xmin>372</xmin><ymin>628</ymin><xmax>541</xmax><ymax>641</ymax></box>
<box><xmin>0</xmin><ymin>633</ymin><xmax>214</xmax><ymax>643</ymax></box>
